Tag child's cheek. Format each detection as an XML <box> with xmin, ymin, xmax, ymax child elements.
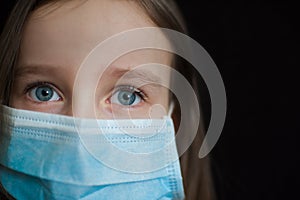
<box><xmin>10</xmin><ymin>96</ymin><xmax>65</xmax><ymax>115</ymax></box>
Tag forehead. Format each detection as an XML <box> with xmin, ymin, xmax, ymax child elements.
<box><xmin>18</xmin><ymin>0</ymin><xmax>171</xmax><ymax>70</ymax></box>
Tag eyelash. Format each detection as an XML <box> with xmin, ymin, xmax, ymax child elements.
<box><xmin>24</xmin><ymin>81</ymin><xmax>62</xmax><ymax>98</ymax></box>
<box><xmin>111</xmin><ymin>85</ymin><xmax>148</xmax><ymax>102</ymax></box>
<box><xmin>24</xmin><ymin>81</ymin><xmax>50</xmax><ymax>92</ymax></box>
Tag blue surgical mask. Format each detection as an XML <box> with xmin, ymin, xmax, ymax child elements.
<box><xmin>0</xmin><ymin>106</ymin><xmax>184</xmax><ymax>200</ymax></box>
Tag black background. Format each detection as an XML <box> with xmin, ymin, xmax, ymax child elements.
<box><xmin>176</xmin><ymin>1</ymin><xmax>299</xmax><ymax>200</ymax></box>
<box><xmin>1</xmin><ymin>1</ymin><xmax>299</xmax><ymax>200</ymax></box>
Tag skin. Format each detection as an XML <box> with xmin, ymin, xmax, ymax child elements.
<box><xmin>10</xmin><ymin>0</ymin><xmax>172</xmax><ymax>119</ymax></box>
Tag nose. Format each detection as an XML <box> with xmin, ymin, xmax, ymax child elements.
<box><xmin>61</xmin><ymin>101</ymin><xmax>96</xmax><ymax>118</ymax></box>
<box><xmin>70</xmin><ymin>89</ymin><xmax>96</xmax><ymax>118</ymax></box>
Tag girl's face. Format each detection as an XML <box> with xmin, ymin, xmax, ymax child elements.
<box><xmin>10</xmin><ymin>0</ymin><xmax>172</xmax><ymax>119</ymax></box>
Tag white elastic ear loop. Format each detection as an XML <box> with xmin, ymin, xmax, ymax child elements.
<box><xmin>167</xmin><ymin>102</ymin><xmax>175</xmax><ymax>117</ymax></box>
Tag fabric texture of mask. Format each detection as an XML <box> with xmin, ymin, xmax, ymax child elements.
<box><xmin>0</xmin><ymin>106</ymin><xmax>184</xmax><ymax>200</ymax></box>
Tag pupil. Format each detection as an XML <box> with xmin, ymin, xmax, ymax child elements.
<box><xmin>118</xmin><ymin>91</ymin><xmax>135</xmax><ymax>105</ymax></box>
<box><xmin>123</xmin><ymin>93</ymin><xmax>130</xmax><ymax>100</ymax></box>
<box><xmin>41</xmin><ymin>90</ymin><xmax>49</xmax><ymax>96</ymax></box>
<box><xmin>36</xmin><ymin>86</ymin><xmax>53</xmax><ymax>101</ymax></box>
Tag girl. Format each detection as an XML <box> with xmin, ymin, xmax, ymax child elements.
<box><xmin>0</xmin><ymin>0</ymin><xmax>215</xmax><ymax>199</ymax></box>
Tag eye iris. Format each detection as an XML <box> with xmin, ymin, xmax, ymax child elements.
<box><xmin>118</xmin><ymin>90</ymin><xmax>136</xmax><ymax>105</ymax></box>
<box><xmin>35</xmin><ymin>86</ymin><xmax>54</xmax><ymax>101</ymax></box>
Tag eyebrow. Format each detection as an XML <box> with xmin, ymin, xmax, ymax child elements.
<box><xmin>15</xmin><ymin>65</ymin><xmax>62</xmax><ymax>77</ymax></box>
<box><xmin>109</xmin><ymin>67</ymin><xmax>163</xmax><ymax>85</ymax></box>
<box><xmin>15</xmin><ymin>64</ymin><xmax>164</xmax><ymax>85</ymax></box>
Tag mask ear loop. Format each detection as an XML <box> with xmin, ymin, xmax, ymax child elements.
<box><xmin>167</xmin><ymin>101</ymin><xmax>175</xmax><ymax>118</ymax></box>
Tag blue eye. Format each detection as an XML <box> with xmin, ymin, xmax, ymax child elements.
<box><xmin>29</xmin><ymin>85</ymin><xmax>61</xmax><ymax>102</ymax></box>
<box><xmin>110</xmin><ymin>86</ymin><xmax>143</xmax><ymax>106</ymax></box>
